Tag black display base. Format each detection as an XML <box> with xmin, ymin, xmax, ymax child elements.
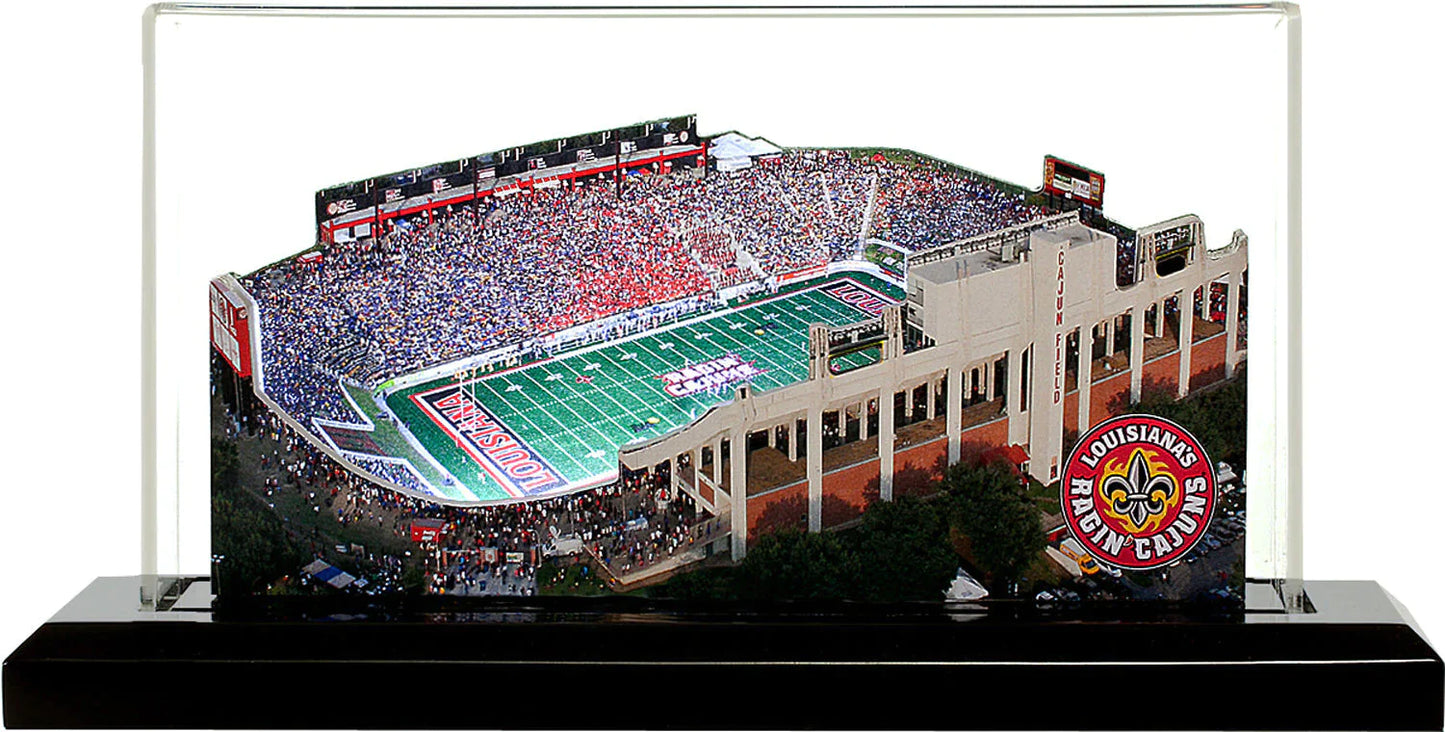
<box><xmin>4</xmin><ymin>578</ymin><xmax>1441</xmax><ymax>730</ymax></box>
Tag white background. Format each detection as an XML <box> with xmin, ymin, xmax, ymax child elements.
<box><xmin>147</xmin><ymin>5</ymin><xmax>1290</xmax><ymax>578</ymax></box>
<box><xmin>1</xmin><ymin>0</ymin><xmax>1442</xmax><ymax>721</ymax></box>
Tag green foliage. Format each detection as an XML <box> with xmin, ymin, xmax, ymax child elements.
<box><xmin>401</xmin><ymin>563</ymin><xmax>427</xmax><ymax>595</ymax></box>
<box><xmin>734</xmin><ymin>530</ymin><xmax>850</xmax><ymax>601</ymax></box>
<box><xmin>654</xmin><ymin>565</ymin><xmax>738</xmax><ymax>601</ymax></box>
<box><xmin>655</xmin><ymin>498</ymin><xmax>959</xmax><ymax>603</ymax></box>
<box><xmin>1129</xmin><ymin>372</ymin><xmax>1248</xmax><ymax>468</ymax></box>
<box><xmin>849</xmin><ymin>497</ymin><xmax>959</xmax><ymax>602</ymax></box>
<box><xmin>941</xmin><ymin>461</ymin><xmax>1046</xmax><ymax>595</ymax></box>
<box><xmin>537</xmin><ymin>561</ymin><xmax>610</xmax><ymax>597</ymax></box>
<box><xmin>211</xmin><ymin>438</ymin><xmax>306</xmax><ymax>598</ymax></box>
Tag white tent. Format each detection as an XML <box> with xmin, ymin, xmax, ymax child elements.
<box><xmin>943</xmin><ymin>568</ymin><xmax>990</xmax><ymax>601</ymax></box>
<box><xmin>708</xmin><ymin>131</ymin><xmax>783</xmax><ymax>171</ymax></box>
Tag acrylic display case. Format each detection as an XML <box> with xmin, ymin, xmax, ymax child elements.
<box><xmin>3</xmin><ymin>3</ymin><xmax>1441</xmax><ymax>730</ymax></box>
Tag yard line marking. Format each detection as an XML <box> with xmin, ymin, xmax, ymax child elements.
<box><xmin>551</xmin><ymin>358</ymin><xmax>646</xmax><ymax>439</ymax></box>
<box><xmin>475</xmin><ymin>373</ymin><xmax>593</xmax><ymax>479</ymax></box>
<box><xmin>588</xmin><ymin>347</ymin><xmax>697</xmax><ymax>430</ymax></box>
<box><xmin>486</xmin><ymin>372</ymin><xmax>595</xmax><ymax>478</ymax></box>
<box><xmin>392</xmin><ymin>276</ymin><xmax>905</xmax><ymax>498</ymax></box>
<box><xmin>524</xmin><ymin>368</ymin><xmax>638</xmax><ymax>448</ymax></box>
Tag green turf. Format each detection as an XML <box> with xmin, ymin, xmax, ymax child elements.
<box><xmin>339</xmin><ymin>382</ymin><xmax>476</xmax><ymax>502</ymax></box>
<box><xmin>357</xmin><ymin>275</ymin><xmax>898</xmax><ymax>502</ymax></box>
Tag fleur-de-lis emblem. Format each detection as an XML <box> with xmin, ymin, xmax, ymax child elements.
<box><xmin>1102</xmin><ymin>449</ymin><xmax>1176</xmax><ymax>532</ymax></box>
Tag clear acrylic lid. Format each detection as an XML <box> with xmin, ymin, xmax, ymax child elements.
<box><xmin>143</xmin><ymin>3</ymin><xmax>1301</xmax><ymax>608</ymax></box>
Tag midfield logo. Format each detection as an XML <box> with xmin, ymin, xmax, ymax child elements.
<box><xmin>414</xmin><ymin>387</ymin><xmax>568</xmax><ymax>497</ymax></box>
<box><xmin>657</xmin><ymin>354</ymin><xmax>764</xmax><ymax>398</ymax></box>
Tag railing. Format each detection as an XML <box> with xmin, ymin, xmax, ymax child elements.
<box><xmin>904</xmin><ymin>210</ymin><xmax>1081</xmax><ymax>268</ymax></box>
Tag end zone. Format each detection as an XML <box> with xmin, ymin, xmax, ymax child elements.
<box><xmin>411</xmin><ymin>386</ymin><xmax>570</xmax><ymax>499</ymax></box>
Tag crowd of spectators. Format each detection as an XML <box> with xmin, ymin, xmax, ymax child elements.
<box><xmin>871</xmin><ymin>155</ymin><xmax>1046</xmax><ymax>250</ymax></box>
<box><xmin>245</xmin><ymin>150</ymin><xmax>1057</xmax><ymax>433</ymax></box>
<box><xmin>222</xmin><ymin>391</ymin><xmax>711</xmax><ymax>596</ymax></box>
<box><xmin>217</xmin><ymin>146</ymin><xmax>1186</xmax><ymax>597</ymax></box>
<box><xmin>1207</xmin><ymin>278</ymin><xmax>1248</xmax><ymax>347</ymax></box>
<box><xmin>1116</xmin><ymin>234</ymin><xmax>1139</xmax><ymax>287</ymax></box>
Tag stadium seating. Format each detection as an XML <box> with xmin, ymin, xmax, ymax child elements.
<box><xmin>245</xmin><ymin>149</ymin><xmax>1051</xmax><ymax>433</ymax></box>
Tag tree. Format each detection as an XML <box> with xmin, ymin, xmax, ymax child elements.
<box><xmin>1128</xmin><ymin>370</ymin><xmax>1247</xmax><ymax>469</ymax></box>
<box><xmin>654</xmin><ymin>565</ymin><xmax>738</xmax><ymax>601</ymax></box>
<box><xmin>735</xmin><ymin>529</ymin><xmax>849</xmax><ymax>602</ymax></box>
<box><xmin>940</xmin><ymin>461</ymin><xmax>1045</xmax><ymax>595</ymax></box>
<box><xmin>211</xmin><ymin>438</ymin><xmax>306</xmax><ymax>598</ymax></box>
<box><xmin>849</xmin><ymin>497</ymin><xmax>958</xmax><ymax>602</ymax></box>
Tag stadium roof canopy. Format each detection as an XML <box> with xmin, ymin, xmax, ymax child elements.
<box><xmin>708</xmin><ymin>131</ymin><xmax>783</xmax><ymax>171</ymax></box>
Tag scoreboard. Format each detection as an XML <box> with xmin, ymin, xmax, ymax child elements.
<box><xmin>210</xmin><ymin>278</ymin><xmax>252</xmax><ymax>378</ymax></box>
<box><xmin>1043</xmin><ymin>156</ymin><xmax>1105</xmax><ymax>209</ymax></box>
<box><xmin>1149</xmin><ymin>222</ymin><xmax>1196</xmax><ymax>260</ymax></box>
<box><xmin>1137</xmin><ymin>217</ymin><xmax>1203</xmax><ymax>277</ymax></box>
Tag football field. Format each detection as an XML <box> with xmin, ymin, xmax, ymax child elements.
<box><xmin>377</xmin><ymin>275</ymin><xmax>899</xmax><ymax>502</ymax></box>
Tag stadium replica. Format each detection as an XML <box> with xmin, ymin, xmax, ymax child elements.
<box><xmin>20</xmin><ymin>111</ymin><xmax>1440</xmax><ymax>732</ymax></box>
<box><xmin>208</xmin><ymin>115</ymin><xmax>1248</xmax><ymax>597</ymax></box>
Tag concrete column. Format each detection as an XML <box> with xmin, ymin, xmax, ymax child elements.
<box><xmin>670</xmin><ymin>456</ymin><xmax>680</xmax><ymax>500</ymax></box>
<box><xmin>1106</xmin><ymin>316</ymin><xmax>1116</xmax><ymax>356</ymax></box>
<box><xmin>859</xmin><ymin>400</ymin><xmax>870</xmax><ymax>441</ymax></box>
<box><xmin>729</xmin><ymin>430</ymin><xmax>749</xmax><ymax>561</ymax></box>
<box><xmin>1006</xmin><ymin>348</ymin><xmax>1027</xmax><ymax>446</ymax></box>
<box><xmin>1130</xmin><ymin>306</ymin><xmax>1146</xmax><ymax>402</ymax></box>
<box><xmin>879</xmin><ymin>388</ymin><xmax>895</xmax><ymax>501</ymax></box>
<box><xmin>787</xmin><ymin>419</ymin><xmax>798</xmax><ymax>462</ymax></box>
<box><xmin>1225</xmin><ymin>271</ymin><xmax>1241</xmax><ymax>378</ymax></box>
<box><xmin>692</xmin><ymin>446</ymin><xmax>703</xmax><ymax>487</ymax></box>
<box><xmin>711</xmin><ymin>437</ymin><xmax>723</xmax><ymax>488</ymax></box>
<box><xmin>946</xmin><ymin>364</ymin><xmax>963</xmax><ymax>465</ymax></box>
<box><xmin>926</xmin><ymin>376</ymin><xmax>937</xmax><ymax>419</ymax></box>
<box><xmin>806</xmin><ymin>406</ymin><xmax>824</xmax><ymax>531</ymax></box>
<box><xmin>983</xmin><ymin>359</ymin><xmax>993</xmax><ymax>401</ymax></box>
<box><xmin>1178</xmin><ymin>291</ymin><xmax>1194</xmax><ymax>398</ymax></box>
<box><xmin>1076</xmin><ymin>327</ymin><xmax>1093</xmax><ymax>435</ymax></box>
<box><xmin>903</xmin><ymin>385</ymin><xmax>915</xmax><ymax>422</ymax></box>
<box><xmin>767</xmin><ymin>424</ymin><xmax>776</xmax><ymax>450</ymax></box>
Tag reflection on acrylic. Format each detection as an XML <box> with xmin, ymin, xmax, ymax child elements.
<box><xmin>210</xmin><ymin>116</ymin><xmax>1247</xmax><ymax>605</ymax></box>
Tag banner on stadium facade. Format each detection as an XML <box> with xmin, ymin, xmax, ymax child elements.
<box><xmin>209</xmin><ymin>277</ymin><xmax>252</xmax><ymax>378</ymax></box>
<box><xmin>399</xmin><ymin>160</ymin><xmax>472</xmax><ymax>200</ymax></box>
<box><xmin>776</xmin><ymin>263</ymin><xmax>829</xmax><ymax>285</ymax></box>
<box><xmin>315</xmin><ymin>116</ymin><xmax>700</xmax><ymax>238</ymax></box>
<box><xmin>315</xmin><ymin>179</ymin><xmax>375</xmax><ymax>226</ymax></box>
<box><xmin>379</xmin><ymin>185</ymin><xmax>407</xmax><ymax>205</ymax></box>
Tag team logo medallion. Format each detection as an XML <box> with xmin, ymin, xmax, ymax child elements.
<box><xmin>1060</xmin><ymin>414</ymin><xmax>1217</xmax><ymax>570</ymax></box>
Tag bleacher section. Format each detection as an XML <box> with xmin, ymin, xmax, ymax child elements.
<box><xmin>244</xmin><ymin>146</ymin><xmax>1051</xmax><ymax>437</ymax></box>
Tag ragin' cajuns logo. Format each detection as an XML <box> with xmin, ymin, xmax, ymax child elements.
<box><xmin>413</xmin><ymin>387</ymin><xmax>567</xmax><ymax>498</ymax></box>
<box><xmin>1060</xmin><ymin>414</ymin><xmax>1217</xmax><ymax>570</ymax></box>
<box><xmin>657</xmin><ymin>354</ymin><xmax>764</xmax><ymax>398</ymax></box>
